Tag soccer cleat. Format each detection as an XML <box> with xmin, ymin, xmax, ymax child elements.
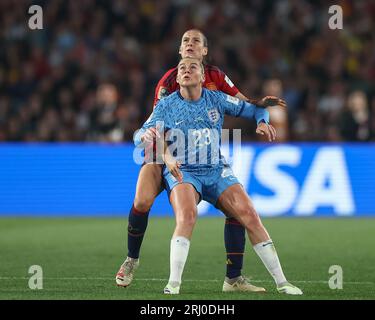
<box><xmin>115</xmin><ymin>257</ymin><xmax>139</xmax><ymax>287</ymax></box>
<box><xmin>277</xmin><ymin>282</ymin><xmax>303</xmax><ymax>295</ymax></box>
<box><xmin>163</xmin><ymin>283</ymin><xmax>180</xmax><ymax>295</ymax></box>
<box><xmin>222</xmin><ymin>276</ymin><xmax>266</xmax><ymax>293</ymax></box>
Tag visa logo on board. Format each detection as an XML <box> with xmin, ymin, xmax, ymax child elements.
<box><xmin>198</xmin><ymin>146</ymin><xmax>355</xmax><ymax>217</ymax></box>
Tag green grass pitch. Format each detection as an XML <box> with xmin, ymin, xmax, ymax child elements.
<box><xmin>0</xmin><ymin>217</ymin><xmax>374</xmax><ymax>300</ymax></box>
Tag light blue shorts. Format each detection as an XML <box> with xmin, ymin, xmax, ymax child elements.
<box><xmin>163</xmin><ymin>166</ymin><xmax>241</xmax><ymax>206</ymax></box>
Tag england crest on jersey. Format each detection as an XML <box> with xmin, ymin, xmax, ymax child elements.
<box><xmin>207</xmin><ymin>108</ymin><xmax>220</xmax><ymax>123</ymax></box>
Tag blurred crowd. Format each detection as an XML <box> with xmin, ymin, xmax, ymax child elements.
<box><xmin>0</xmin><ymin>0</ymin><xmax>374</xmax><ymax>142</ymax></box>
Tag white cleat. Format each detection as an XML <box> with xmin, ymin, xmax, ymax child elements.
<box><xmin>163</xmin><ymin>283</ymin><xmax>180</xmax><ymax>295</ymax></box>
<box><xmin>115</xmin><ymin>257</ymin><xmax>139</xmax><ymax>287</ymax></box>
<box><xmin>277</xmin><ymin>282</ymin><xmax>303</xmax><ymax>295</ymax></box>
<box><xmin>223</xmin><ymin>276</ymin><xmax>266</xmax><ymax>293</ymax></box>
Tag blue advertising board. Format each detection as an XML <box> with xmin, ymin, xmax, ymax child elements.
<box><xmin>0</xmin><ymin>143</ymin><xmax>374</xmax><ymax>217</ymax></box>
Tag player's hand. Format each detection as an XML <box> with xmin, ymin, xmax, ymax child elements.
<box><xmin>257</xmin><ymin>96</ymin><xmax>287</xmax><ymax>108</ymax></box>
<box><xmin>164</xmin><ymin>153</ymin><xmax>183</xmax><ymax>183</ymax></box>
<box><xmin>141</xmin><ymin>127</ymin><xmax>160</xmax><ymax>144</ymax></box>
<box><xmin>256</xmin><ymin>122</ymin><xmax>276</xmax><ymax>142</ymax></box>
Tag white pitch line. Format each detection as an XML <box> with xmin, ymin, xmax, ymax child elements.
<box><xmin>0</xmin><ymin>277</ymin><xmax>373</xmax><ymax>285</ymax></box>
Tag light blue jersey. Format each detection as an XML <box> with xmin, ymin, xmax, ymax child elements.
<box><xmin>136</xmin><ymin>88</ymin><xmax>269</xmax><ymax>205</ymax></box>
<box><xmin>137</xmin><ymin>88</ymin><xmax>269</xmax><ymax>171</ymax></box>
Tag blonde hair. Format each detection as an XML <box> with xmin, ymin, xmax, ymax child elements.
<box><xmin>178</xmin><ymin>57</ymin><xmax>205</xmax><ymax>75</ymax></box>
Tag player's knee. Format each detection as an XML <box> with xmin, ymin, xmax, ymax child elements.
<box><xmin>238</xmin><ymin>206</ymin><xmax>261</xmax><ymax>230</ymax></box>
<box><xmin>134</xmin><ymin>195</ymin><xmax>155</xmax><ymax>212</ymax></box>
<box><xmin>176</xmin><ymin>209</ymin><xmax>197</xmax><ymax>229</ymax></box>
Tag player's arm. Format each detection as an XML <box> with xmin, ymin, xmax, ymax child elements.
<box><xmin>133</xmin><ymin>100</ymin><xmax>183</xmax><ymax>181</ymax></box>
<box><xmin>133</xmin><ymin>127</ymin><xmax>160</xmax><ymax>147</ymax></box>
<box><xmin>133</xmin><ymin>115</ymin><xmax>159</xmax><ymax>148</ymax></box>
<box><xmin>133</xmin><ymin>101</ymin><xmax>168</xmax><ymax>148</ymax></box>
<box><xmin>235</xmin><ymin>92</ymin><xmax>287</xmax><ymax>108</ymax></box>
<box><xmin>234</xmin><ymin>91</ymin><xmax>259</xmax><ymax>105</ymax></box>
<box><xmin>219</xmin><ymin>93</ymin><xmax>276</xmax><ymax>142</ymax></box>
<box><xmin>135</xmin><ymin>69</ymin><xmax>176</xmax><ymax>147</ymax></box>
<box><xmin>217</xmin><ymin>68</ymin><xmax>286</xmax><ymax>108</ymax></box>
<box><xmin>235</xmin><ymin>92</ymin><xmax>249</xmax><ymax>101</ymax></box>
<box><xmin>163</xmin><ymin>137</ymin><xmax>183</xmax><ymax>183</ymax></box>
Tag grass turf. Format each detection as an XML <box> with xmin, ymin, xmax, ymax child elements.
<box><xmin>0</xmin><ymin>217</ymin><xmax>374</xmax><ymax>300</ymax></box>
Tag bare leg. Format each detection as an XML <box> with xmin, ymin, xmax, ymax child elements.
<box><xmin>134</xmin><ymin>163</ymin><xmax>163</xmax><ymax>212</ymax></box>
<box><xmin>164</xmin><ymin>184</ymin><xmax>200</xmax><ymax>293</ymax></box>
<box><xmin>170</xmin><ymin>183</ymin><xmax>200</xmax><ymax>239</ymax></box>
<box><xmin>217</xmin><ymin>184</ymin><xmax>270</xmax><ymax>245</ymax></box>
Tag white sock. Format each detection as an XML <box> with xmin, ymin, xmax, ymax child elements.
<box><xmin>253</xmin><ymin>239</ymin><xmax>287</xmax><ymax>286</ymax></box>
<box><xmin>168</xmin><ymin>236</ymin><xmax>190</xmax><ymax>287</ymax></box>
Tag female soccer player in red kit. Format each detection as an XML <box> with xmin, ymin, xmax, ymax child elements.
<box><xmin>116</xmin><ymin>29</ymin><xmax>286</xmax><ymax>292</ymax></box>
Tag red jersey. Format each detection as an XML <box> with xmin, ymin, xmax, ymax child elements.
<box><xmin>153</xmin><ymin>64</ymin><xmax>239</xmax><ymax>108</ymax></box>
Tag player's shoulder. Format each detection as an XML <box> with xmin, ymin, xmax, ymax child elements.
<box><xmin>157</xmin><ymin>90</ymin><xmax>179</xmax><ymax>106</ymax></box>
<box><xmin>159</xmin><ymin>67</ymin><xmax>178</xmax><ymax>86</ymax></box>
<box><xmin>203</xmin><ymin>88</ymin><xmax>226</xmax><ymax>107</ymax></box>
<box><xmin>203</xmin><ymin>87</ymin><xmax>225</xmax><ymax>99</ymax></box>
<box><xmin>204</xmin><ymin>88</ymin><xmax>240</xmax><ymax>106</ymax></box>
<box><xmin>204</xmin><ymin>64</ymin><xmax>224</xmax><ymax>74</ymax></box>
<box><xmin>204</xmin><ymin>64</ymin><xmax>230</xmax><ymax>88</ymax></box>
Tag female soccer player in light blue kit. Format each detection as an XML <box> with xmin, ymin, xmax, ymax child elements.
<box><xmin>136</xmin><ymin>57</ymin><xmax>303</xmax><ymax>295</ymax></box>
